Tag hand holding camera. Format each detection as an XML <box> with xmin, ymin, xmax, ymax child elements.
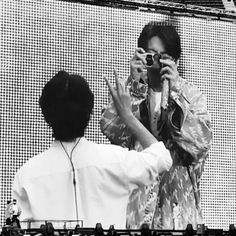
<box><xmin>145</xmin><ymin>53</ymin><xmax>162</xmax><ymax>68</ymax></box>
<box><xmin>130</xmin><ymin>48</ymin><xmax>179</xmax><ymax>109</ymax></box>
<box><xmin>130</xmin><ymin>48</ymin><xmax>147</xmax><ymax>82</ymax></box>
<box><xmin>130</xmin><ymin>48</ymin><xmax>168</xmax><ymax>82</ymax></box>
<box><xmin>159</xmin><ymin>55</ymin><xmax>179</xmax><ymax>91</ymax></box>
<box><xmin>130</xmin><ymin>48</ymin><xmax>179</xmax><ymax>89</ymax></box>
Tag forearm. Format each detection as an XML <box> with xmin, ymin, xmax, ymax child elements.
<box><xmin>100</xmin><ymin>87</ymin><xmax>157</xmax><ymax>149</ymax></box>
<box><xmin>123</xmin><ymin>114</ymin><xmax>157</xmax><ymax>149</ymax></box>
<box><xmin>100</xmin><ymin>88</ymin><xmax>146</xmax><ymax>147</ymax></box>
<box><xmin>100</xmin><ymin>101</ymin><xmax>133</xmax><ymax>147</ymax></box>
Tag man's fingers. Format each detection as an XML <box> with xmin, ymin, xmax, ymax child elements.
<box><xmin>125</xmin><ymin>83</ymin><xmax>129</xmax><ymax>93</ymax></box>
<box><xmin>159</xmin><ymin>58</ymin><xmax>175</xmax><ymax>68</ymax></box>
<box><xmin>113</xmin><ymin>69</ymin><xmax>120</xmax><ymax>91</ymax></box>
<box><xmin>136</xmin><ymin>47</ymin><xmax>146</xmax><ymax>54</ymax></box>
<box><xmin>133</xmin><ymin>64</ymin><xmax>144</xmax><ymax>72</ymax></box>
<box><xmin>133</xmin><ymin>53</ymin><xmax>146</xmax><ymax>65</ymax></box>
<box><xmin>106</xmin><ymin>70</ymin><xmax>129</xmax><ymax>99</ymax></box>
<box><xmin>114</xmin><ymin>69</ymin><xmax>127</xmax><ymax>95</ymax></box>
<box><xmin>160</xmin><ymin>66</ymin><xmax>171</xmax><ymax>75</ymax></box>
<box><xmin>104</xmin><ymin>77</ymin><xmax>116</xmax><ymax>98</ymax></box>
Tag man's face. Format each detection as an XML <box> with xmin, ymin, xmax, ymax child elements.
<box><xmin>147</xmin><ymin>36</ymin><xmax>166</xmax><ymax>68</ymax></box>
<box><xmin>146</xmin><ymin>36</ymin><xmax>166</xmax><ymax>90</ymax></box>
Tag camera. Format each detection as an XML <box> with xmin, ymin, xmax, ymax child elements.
<box><xmin>145</xmin><ymin>53</ymin><xmax>162</xmax><ymax>68</ymax></box>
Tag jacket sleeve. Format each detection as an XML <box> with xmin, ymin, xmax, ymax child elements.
<box><xmin>166</xmin><ymin>78</ymin><xmax>212</xmax><ymax>161</ymax></box>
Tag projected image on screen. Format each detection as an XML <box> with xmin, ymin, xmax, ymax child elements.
<box><xmin>0</xmin><ymin>0</ymin><xmax>235</xmax><ymax>230</ymax></box>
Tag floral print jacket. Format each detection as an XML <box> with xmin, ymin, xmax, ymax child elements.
<box><xmin>100</xmin><ymin>77</ymin><xmax>212</xmax><ymax>230</ymax></box>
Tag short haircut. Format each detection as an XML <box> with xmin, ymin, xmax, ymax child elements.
<box><xmin>138</xmin><ymin>21</ymin><xmax>181</xmax><ymax>61</ymax></box>
<box><xmin>39</xmin><ymin>71</ymin><xmax>94</xmax><ymax>141</ymax></box>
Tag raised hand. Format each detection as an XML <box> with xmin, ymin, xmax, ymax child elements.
<box><xmin>104</xmin><ymin>69</ymin><xmax>133</xmax><ymax>123</ymax></box>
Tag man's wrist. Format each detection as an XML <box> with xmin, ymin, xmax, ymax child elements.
<box><xmin>121</xmin><ymin>112</ymin><xmax>135</xmax><ymax>126</ymax></box>
<box><xmin>170</xmin><ymin>77</ymin><xmax>182</xmax><ymax>101</ymax></box>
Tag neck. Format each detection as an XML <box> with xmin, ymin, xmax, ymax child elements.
<box><xmin>60</xmin><ymin>137</ymin><xmax>81</xmax><ymax>156</ymax></box>
<box><xmin>59</xmin><ymin>137</ymin><xmax>82</xmax><ymax>143</ymax></box>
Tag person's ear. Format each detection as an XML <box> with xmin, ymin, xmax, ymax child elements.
<box><xmin>176</xmin><ymin>59</ymin><xmax>179</xmax><ymax>67</ymax></box>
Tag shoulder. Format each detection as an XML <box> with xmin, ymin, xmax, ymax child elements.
<box><xmin>79</xmin><ymin>138</ymin><xmax>129</xmax><ymax>164</ymax></box>
<box><xmin>15</xmin><ymin>145</ymin><xmax>56</xmax><ymax>181</ymax></box>
<box><xmin>180</xmin><ymin>77</ymin><xmax>201</xmax><ymax>92</ymax></box>
<box><xmin>179</xmin><ymin>77</ymin><xmax>206</xmax><ymax>102</ymax></box>
<box><xmin>83</xmin><ymin>138</ymin><xmax>128</xmax><ymax>156</ymax></box>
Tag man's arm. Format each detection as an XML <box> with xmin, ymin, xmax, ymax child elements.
<box><xmin>100</xmin><ymin>80</ymin><xmax>147</xmax><ymax>148</ymax></box>
<box><xmin>100</xmin><ymin>49</ymin><xmax>148</xmax><ymax>148</ymax></box>
<box><xmin>104</xmin><ymin>70</ymin><xmax>156</xmax><ymax>149</ymax></box>
<box><xmin>157</xmin><ymin>58</ymin><xmax>212</xmax><ymax>160</ymax></box>
<box><xmin>165</xmin><ymin>79</ymin><xmax>212</xmax><ymax>161</ymax></box>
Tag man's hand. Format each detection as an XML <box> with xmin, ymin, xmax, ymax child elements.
<box><xmin>104</xmin><ymin>69</ymin><xmax>133</xmax><ymax>123</ymax></box>
<box><xmin>160</xmin><ymin>57</ymin><xmax>180</xmax><ymax>90</ymax></box>
<box><xmin>130</xmin><ymin>48</ymin><xmax>146</xmax><ymax>81</ymax></box>
<box><xmin>104</xmin><ymin>69</ymin><xmax>162</xmax><ymax>149</ymax></box>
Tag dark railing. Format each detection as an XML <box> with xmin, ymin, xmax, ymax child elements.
<box><xmin>62</xmin><ymin>0</ymin><xmax>236</xmax><ymax>21</ymax></box>
<box><xmin>1</xmin><ymin>222</ymin><xmax>235</xmax><ymax>236</ymax></box>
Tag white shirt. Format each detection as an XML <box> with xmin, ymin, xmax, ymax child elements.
<box><xmin>10</xmin><ymin>203</ymin><xmax>21</xmax><ymax>216</ymax></box>
<box><xmin>149</xmin><ymin>89</ymin><xmax>162</xmax><ymax>137</ymax></box>
<box><xmin>12</xmin><ymin>137</ymin><xmax>172</xmax><ymax>229</ymax></box>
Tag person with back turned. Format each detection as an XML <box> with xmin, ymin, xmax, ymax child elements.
<box><xmin>12</xmin><ymin>70</ymin><xmax>172</xmax><ymax>229</ymax></box>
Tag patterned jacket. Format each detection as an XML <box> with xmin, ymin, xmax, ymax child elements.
<box><xmin>100</xmin><ymin>76</ymin><xmax>212</xmax><ymax>229</ymax></box>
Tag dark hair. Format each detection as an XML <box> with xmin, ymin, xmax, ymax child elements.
<box><xmin>138</xmin><ymin>21</ymin><xmax>181</xmax><ymax>61</ymax></box>
<box><xmin>39</xmin><ymin>71</ymin><xmax>94</xmax><ymax>141</ymax></box>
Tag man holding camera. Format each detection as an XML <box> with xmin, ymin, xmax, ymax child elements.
<box><xmin>100</xmin><ymin>21</ymin><xmax>212</xmax><ymax>229</ymax></box>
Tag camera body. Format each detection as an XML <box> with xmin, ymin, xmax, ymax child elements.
<box><xmin>145</xmin><ymin>53</ymin><xmax>162</xmax><ymax>68</ymax></box>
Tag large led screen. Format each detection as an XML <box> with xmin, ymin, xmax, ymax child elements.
<box><xmin>0</xmin><ymin>0</ymin><xmax>236</xmax><ymax>230</ymax></box>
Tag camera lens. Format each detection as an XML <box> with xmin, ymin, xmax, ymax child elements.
<box><xmin>146</xmin><ymin>54</ymin><xmax>154</xmax><ymax>66</ymax></box>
